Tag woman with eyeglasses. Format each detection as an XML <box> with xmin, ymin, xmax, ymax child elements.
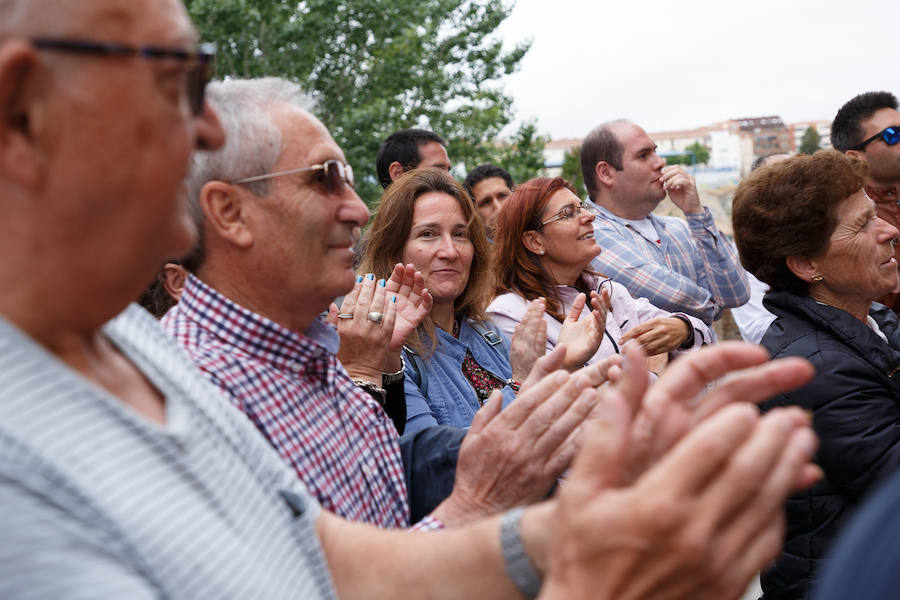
<box><xmin>360</xmin><ymin>168</ymin><xmax>553</xmax><ymax>435</ymax></box>
<box><xmin>488</xmin><ymin>177</ymin><xmax>710</xmax><ymax>370</ymax></box>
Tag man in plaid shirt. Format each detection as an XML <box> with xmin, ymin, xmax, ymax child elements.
<box><xmin>163</xmin><ymin>77</ymin><xmax>589</xmax><ymax>531</ymax></box>
<box><xmin>580</xmin><ymin>120</ymin><xmax>749</xmax><ymax>325</ymax></box>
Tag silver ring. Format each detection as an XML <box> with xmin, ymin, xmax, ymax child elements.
<box><xmin>366</xmin><ymin>312</ymin><xmax>384</xmax><ymax>324</ymax></box>
<box><xmin>337</xmin><ymin>313</ymin><xmax>354</xmax><ymax>320</ymax></box>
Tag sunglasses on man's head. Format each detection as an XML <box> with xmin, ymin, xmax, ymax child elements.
<box><xmin>231</xmin><ymin>160</ymin><xmax>356</xmax><ymax>195</ymax></box>
<box><xmin>851</xmin><ymin>126</ymin><xmax>900</xmax><ymax>151</ymax></box>
<box><xmin>30</xmin><ymin>38</ymin><xmax>215</xmax><ymax>115</ymax></box>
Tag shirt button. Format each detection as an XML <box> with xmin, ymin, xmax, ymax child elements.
<box><xmin>290</xmin><ymin>361</ymin><xmax>302</xmax><ymax>373</ymax></box>
<box><xmin>361</xmin><ymin>463</ymin><xmax>373</xmax><ymax>477</ymax></box>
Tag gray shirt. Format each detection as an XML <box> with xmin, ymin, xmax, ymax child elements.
<box><xmin>0</xmin><ymin>304</ymin><xmax>337</xmax><ymax>599</ymax></box>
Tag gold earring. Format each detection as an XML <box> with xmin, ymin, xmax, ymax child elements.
<box><xmin>811</xmin><ymin>274</ymin><xmax>824</xmax><ymax>282</ymax></box>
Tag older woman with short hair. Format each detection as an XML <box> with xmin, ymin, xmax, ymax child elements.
<box><xmin>733</xmin><ymin>150</ymin><xmax>900</xmax><ymax>600</ymax></box>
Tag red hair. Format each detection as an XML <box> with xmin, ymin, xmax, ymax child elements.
<box><xmin>492</xmin><ymin>177</ymin><xmax>586</xmax><ymax>321</ymax></box>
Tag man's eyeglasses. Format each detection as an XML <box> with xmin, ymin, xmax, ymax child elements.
<box><xmin>231</xmin><ymin>160</ymin><xmax>355</xmax><ymax>195</ymax></box>
<box><xmin>30</xmin><ymin>38</ymin><xmax>215</xmax><ymax>115</ymax></box>
<box><xmin>851</xmin><ymin>126</ymin><xmax>900</xmax><ymax>151</ymax></box>
<box><xmin>539</xmin><ymin>201</ymin><xmax>592</xmax><ymax>227</ymax></box>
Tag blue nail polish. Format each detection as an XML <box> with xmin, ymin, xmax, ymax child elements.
<box><xmin>392</xmin><ymin>296</ymin><xmax>397</xmax><ymax>303</ymax></box>
<box><xmin>366</xmin><ymin>273</ymin><xmax>374</xmax><ymax>281</ymax></box>
<box><xmin>378</xmin><ymin>279</ymin><xmax>386</xmax><ymax>287</ymax></box>
<box><xmin>356</xmin><ymin>275</ymin><xmax>363</xmax><ymax>283</ymax></box>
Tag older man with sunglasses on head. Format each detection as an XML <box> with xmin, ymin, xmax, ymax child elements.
<box><xmin>831</xmin><ymin>91</ymin><xmax>900</xmax><ymax>315</ymax></box>
<box><xmin>0</xmin><ymin>1</ymin><xmax>827</xmax><ymax>599</ymax></box>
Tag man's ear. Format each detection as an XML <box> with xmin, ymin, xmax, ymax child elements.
<box><xmin>845</xmin><ymin>149</ymin><xmax>864</xmax><ymax>161</ymax></box>
<box><xmin>522</xmin><ymin>230</ymin><xmax>544</xmax><ymax>256</ymax></box>
<box><xmin>162</xmin><ymin>263</ymin><xmax>187</xmax><ymax>302</ymax></box>
<box><xmin>0</xmin><ymin>40</ymin><xmax>42</xmax><ymax>189</ymax></box>
<box><xmin>388</xmin><ymin>161</ymin><xmax>406</xmax><ymax>182</ymax></box>
<box><xmin>785</xmin><ymin>255</ymin><xmax>819</xmax><ymax>283</ymax></box>
<box><xmin>199</xmin><ymin>181</ymin><xmax>254</xmax><ymax>248</ymax></box>
<box><xmin>594</xmin><ymin>161</ymin><xmax>616</xmax><ymax>187</ymax></box>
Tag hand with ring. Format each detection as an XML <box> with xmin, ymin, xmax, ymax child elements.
<box><xmin>335</xmin><ymin>271</ymin><xmax>398</xmax><ymax>384</ymax></box>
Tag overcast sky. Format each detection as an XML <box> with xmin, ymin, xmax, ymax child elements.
<box><xmin>496</xmin><ymin>0</ymin><xmax>897</xmax><ymax>139</ymax></box>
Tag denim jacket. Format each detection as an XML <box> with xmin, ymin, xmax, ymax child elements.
<box><xmin>403</xmin><ymin>318</ymin><xmax>516</xmax><ymax>435</ymax></box>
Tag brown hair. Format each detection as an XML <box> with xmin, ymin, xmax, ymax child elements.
<box><xmin>492</xmin><ymin>176</ymin><xmax>593</xmax><ymax>321</ymax></box>
<box><xmin>359</xmin><ymin>167</ymin><xmax>493</xmax><ymax>354</ymax></box>
<box><xmin>733</xmin><ymin>150</ymin><xmax>869</xmax><ymax>295</ymax></box>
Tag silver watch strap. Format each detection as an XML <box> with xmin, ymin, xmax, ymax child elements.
<box><xmin>500</xmin><ymin>506</ymin><xmax>542</xmax><ymax>598</ymax></box>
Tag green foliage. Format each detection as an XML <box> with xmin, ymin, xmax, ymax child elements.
<box><xmin>560</xmin><ymin>146</ymin><xmax>586</xmax><ymax>198</ymax></box>
<box><xmin>492</xmin><ymin>121</ymin><xmax>547</xmax><ymax>186</ymax></box>
<box><xmin>186</xmin><ymin>0</ymin><xmax>532</xmax><ymax>204</ymax></box>
<box><xmin>665</xmin><ymin>141</ymin><xmax>710</xmax><ymax>166</ymax></box>
<box><xmin>799</xmin><ymin>126</ymin><xmax>821</xmax><ymax>155</ymax></box>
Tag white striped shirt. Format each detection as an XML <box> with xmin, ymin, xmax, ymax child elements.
<box><xmin>0</xmin><ymin>305</ymin><xmax>337</xmax><ymax>599</ymax></box>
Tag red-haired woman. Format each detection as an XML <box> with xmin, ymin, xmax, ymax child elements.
<box><xmin>488</xmin><ymin>177</ymin><xmax>710</xmax><ymax>369</ymax></box>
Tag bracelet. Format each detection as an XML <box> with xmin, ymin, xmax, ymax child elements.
<box><xmin>500</xmin><ymin>507</ymin><xmax>542</xmax><ymax>599</ymax></box>
<box><xmin>352</xmin><ymin>379</ymin><xmax>386</xmax><ymax>406</ymax></box>
<box><xmin>673</xmin><ymin>315</ymin><xmax>694</xmax><ymax>348</ymax></box>
<box><xmin>382</xmin><ymin>353</ymin><xmax>406</xmax><ymax>386</ymax></box>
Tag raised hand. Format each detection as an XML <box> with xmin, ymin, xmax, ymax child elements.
<box><xmin>611</xmin><ymin>341</ymin><xmax>816</xmax><ymax>486</ymax></box>
<box><xmin>385</xmin><ymin>263</ymin><xmax>432</xmax><ymax>353</ymax></box>
<box><xmin>335</xmin><ymin>273</ymin><xmax>398</xmax><ymax>383</ymax></box>
<box><xmin>535</xmin><ymin>342</ymin><xmax>821</xmax><ymax>600</ymax></box>
<box><xmin>556</xmin><ymin>289</ymin><xmax>610</xmax><ymax>371</ymax></box>
<box><xmin>509</xmin><ymin>297</ymin><xmax>548</xmax><ymax>383</ymax></box>
<box><xmin>660</xmin><ymin>165</ymin><xmax>702</xmax><ymax>214</ymax></box>
<box><xmin>432</xmin><ymin>345</ymin><xmax>598</xmax><ymax>526</ymax></box>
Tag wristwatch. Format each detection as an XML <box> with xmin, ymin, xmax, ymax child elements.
<box><xmin>352</xmin><ymin>379</ymin><xmax>386</xmax><ymax>406</ymax></box>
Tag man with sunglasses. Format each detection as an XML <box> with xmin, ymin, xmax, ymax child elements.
<box><xmin>0</xmin><ymin>1</ymin><xmax>825</xmax><ymax>598</ymax></box>
<box><xmin>832</xmin><ymin>91</ymin><xmax>900</xmax><ymax>314</ymax></box>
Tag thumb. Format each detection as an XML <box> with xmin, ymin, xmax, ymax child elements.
<box><xmin>566</xmin><ymin>293</ymin><xmax>586</xmax><ymax>322</ymax></box>
<box><xmin>325</xmin><ymin>302</ymin><xmax>339</xmax><ymax>326</ymax></box>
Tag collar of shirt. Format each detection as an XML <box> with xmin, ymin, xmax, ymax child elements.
<box><xmin>176</xmin><ymin>274</ymin><xmax>338</xmax><ymax>374</ymax></box>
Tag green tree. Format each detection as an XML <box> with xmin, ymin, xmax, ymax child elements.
<box><xmin>560</xmin><ymin>146</ymin><xmax>586</xmax><ymax>198</ymax></box>
<box><xmin>665</xmin><ymin>142</ymin><xmax>710</xmax><ymax>166</ymax></box>
<box><xmin>799</xmin><ymin>126</ymin><xmax>821</xmax><ymax>154</ymax></box>
<box><xmin>186</xmin><ymin>0</ymin><xmax>531</xmax><ymax>204</ymax></box>
<box><xmin>493</xmin><ymin>121</ymin><xmax>547</xmax><ymax>185</ymax></box>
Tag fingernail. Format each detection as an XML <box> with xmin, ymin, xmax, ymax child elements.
<box><xmin>356</xmin><ymin>275</ymin><xmax>363</xmax><ymax>283</ymax></box>
<box><xmin>378</xmin><ymin>278</ymin><xmax>385</xmax><ymax>287</ymax></box>
<box><xmin>392</xmin><ymin>296</ymin><xmax>397</xmax><ymax>303</ymax></box>
<box><xmin>366</xmin><ymin>273</ymin><xmax>374</xmax><ymax>281</ymax></box>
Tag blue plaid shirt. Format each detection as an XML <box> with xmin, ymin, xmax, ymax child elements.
<box><xmin>587</xmin><ymin>202</ymin><xmax>749</xmax><ymax>324</ymax></box>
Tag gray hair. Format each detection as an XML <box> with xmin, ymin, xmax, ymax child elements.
<box><xmin>183</xmin><ymin>77</ymin><xmax>316</xmax><ymax>269</ymax></box>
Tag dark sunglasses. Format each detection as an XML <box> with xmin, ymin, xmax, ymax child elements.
<box><xmin>231</xmin><ymin>159</ymin><xmax>356</xmax><ymax>195</ymax></box>
<box><xmin>851</xmin><ymin>126</ymin><xmax>900</xmax><ymax>151</ymax></box>
<box><xmin>30</xmin><ymin>38</ymin><xmax>215</xmax><ymax>115</ymax></box>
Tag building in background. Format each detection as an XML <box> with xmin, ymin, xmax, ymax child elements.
<box><xmin>543</xmin><ymin>113</ymin><xmax>831</xmax><ymax>177</ymax></box>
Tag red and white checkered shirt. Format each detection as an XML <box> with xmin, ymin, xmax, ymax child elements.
<box><xmin>162</xmin><ymin>274</ymin><xmax>438</xmax><ymax>529</ymax></box>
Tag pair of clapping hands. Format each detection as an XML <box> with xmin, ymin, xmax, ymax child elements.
<box><xmin>517</xmin><ymin>290</ymin><xmax>691</xmax><ymax>374</ymax></box>
<box><xmin>327</xmin><ymin>264</ymin><xmax>432</xmax><ymax>385</ymax></box>
<box><xmin>490</xmin><ymin>341</ymin><xmax>821</xmax><ymax>600</ymax></box>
